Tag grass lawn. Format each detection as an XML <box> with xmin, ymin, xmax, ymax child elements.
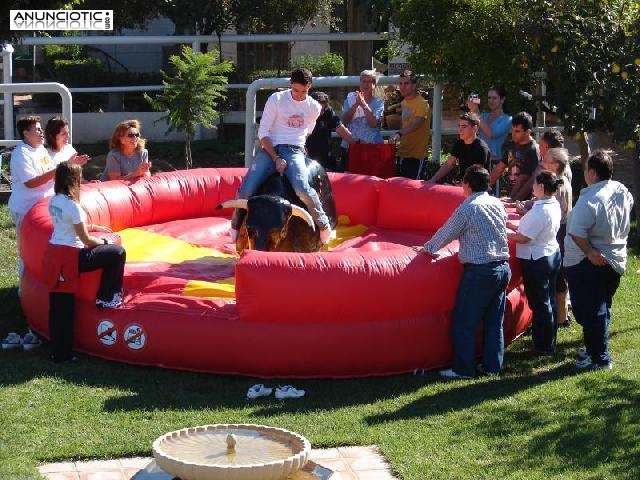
<box><xmin>0</xmin><ymin>203</ymin><xmax>638</xmax><ymax>480</ymax></box>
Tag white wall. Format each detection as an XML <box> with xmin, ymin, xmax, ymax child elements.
<box><xmin>91</xmin><ymin>18</ymin><xmax>175</xmax><ymax>73</ymax></box>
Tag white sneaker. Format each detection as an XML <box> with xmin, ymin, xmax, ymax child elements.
<box><xmin>2</xmin><ymin>332</ymin><xmax>22</xmax><ymax>350</ymax></box>
<box><xmin>575</xmin><ymin>357</ymin><xmax>613</xmax><ymax>370</ymax></box>
<box><xmin>22</xmin><ymin>331</ymin><xmax>42</xmax><ymax>351</ymax></box>
<box><xmin>96</xmin><ymin>294</ymin><xmax>123</xmax><ymax>309</ymax></box>
<box><xmin>246</xmin><ymin>384</ymin><xmax>272</xmax><ymax>399</ymax></box>
<box><xmin>275</xmin><ymin>385</ymin><xmax>305</xmax><ymax>399</ymax></box>
<box><xmin>439</xmin><ymin>368</ymin><xmax>472</xmax><ymax>380</ymax></box>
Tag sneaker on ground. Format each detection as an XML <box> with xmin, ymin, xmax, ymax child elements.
<box><xmin>275</xmin><ymin>385</ymin><xmax>305</xmax><ymax>399</ymax></box>
<box><xmin>2</xmin><ymin>332</ymin><xmax>23</xmax><ymax>350</ymax></box>
<box><xmin>575</xmin><ymin>357</ymin><xmax>613</xmax><ymax>370</ymax></box>
<box><xmin>439</xmin><ymin>368</ymin><xmax>472</xmax><ymax>380</ymax></box>
<box><xmin>246</xmin><ymin>384</ymin><xmax>272</xmax><ymax>399</ymax></box>
<box><xmin>22</xmin><ymin>331</ymin><xmax>42</xmax><ymax>351</ymax></box>
<box><xmin>96</xmin><ymin>295</ymin><xmax>123</xmax><ymax>309</ymax></box>
<box><xmin>576</xmin><ymin>347</ymin><xmax>589</xmax><ymax>360</ymax></box>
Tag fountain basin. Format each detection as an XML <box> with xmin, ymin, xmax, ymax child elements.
<box><xmin>152</xmin><ymin>424</ymin><xmax>311</xmax><ymax>480</ymax></box>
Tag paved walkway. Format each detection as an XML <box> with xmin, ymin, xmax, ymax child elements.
<box><xmin>38</xmin><ymin>445</ymin><xmax>397</xmax><ymax>479</ymax></box>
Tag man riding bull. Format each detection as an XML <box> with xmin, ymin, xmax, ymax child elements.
<box><xmin>230</xmin><ymin>68</ymin><xmax>333</xmax><ymax>245</ymax></box>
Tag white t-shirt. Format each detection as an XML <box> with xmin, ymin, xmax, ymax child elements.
<box><xmin>516</xmin><ymin>198</ymin><xmax>561</xmax><ymax>260</ymax></box>
<box><xmin>48</xmin><ymin>144</ymin><xmax>77</xmax><ymax>165</ymax></box>
<box><xmin>48</xmin><ymin>193</ymin><xmax>86</xmax><ymax>248</ymax></box>
<box><xmin>258</xmin><ymin>90</ymin><xmax>321</xmax><ymax>146</ymax></box>
<box><xmin>8</xmin><ymin>141</ymin><xmax>56</xmax><ymax>216</ymax></box>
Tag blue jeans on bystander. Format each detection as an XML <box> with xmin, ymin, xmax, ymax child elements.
<box><xmin>565</xmin><ymin>258</ymin><xmax>620</xmax><ymax>366</ymax></box>
<box><xmin>520</xmin><ymin>250</ymin><xmax>561</xmax><ymax>354</ymax></box>
<box><xmin>451</xmin><ymin>260</ymin><xmax>511</xmax><ymax>377</ymax></box>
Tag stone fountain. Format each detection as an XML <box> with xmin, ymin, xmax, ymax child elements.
<box><xmin>152</xmin><ymin>424</ymin><xmax>313</xmax><ymax>480</ymax></box>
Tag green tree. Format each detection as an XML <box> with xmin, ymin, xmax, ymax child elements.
<box><xmin>393</xmin><ymin>0</ymin><xmax>523</xmax><ymax>94</ymax></box>
<box><xmin>144</xmin><ymin>46</ymin><xmax>233</xmax><ymax>169</ymax></box>
<box><xmin>393</xmin><ymin>0</ymin><xmax>639</xmax><ymax>231</ymax></box>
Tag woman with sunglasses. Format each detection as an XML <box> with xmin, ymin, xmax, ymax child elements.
<box><xmin>100</xmin><ymin>119</ymin><xmax>151</xmax><ymax>181</ymax></box>
<box><xmin>507</xmin><ymin>170</ymin><xmax>563</xmax><ymax>355</ymax></box>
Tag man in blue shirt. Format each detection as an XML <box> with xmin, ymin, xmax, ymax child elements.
<box><xmin>416</xmin><ymin>165</ymin><xmax>511</xmax><ymax>378</ymax></box>
<box><xmin>564</xmin><ymin>150</ymin><xmax>633</xmax><ymax>370</ymax></box>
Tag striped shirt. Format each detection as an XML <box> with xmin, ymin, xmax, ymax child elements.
<box><xmin>424</xmin><ymin>191</ymin><xmax>509</xmax><ymax>264</ymax></box>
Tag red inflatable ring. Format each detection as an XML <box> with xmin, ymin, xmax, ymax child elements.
<box><xmin>20</xmin><ymin>168</ymin><xmax>531</xmax><ymax>378</ymax></box>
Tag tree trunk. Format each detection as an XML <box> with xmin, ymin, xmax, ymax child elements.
<box><xmin>185</xmin><ymin>133</ymin><xmax>192</xmax><ymax>169</ymax></box>
<box><xmin>633</xmin><ymin>145</ymin><xmax>640</xmax><ymax>242</ymax></box>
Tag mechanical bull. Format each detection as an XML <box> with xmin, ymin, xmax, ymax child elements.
<box><xmin>219</xmin><ymin>159</ymin><xmax>337</xmax><ymax>253</ymax></box>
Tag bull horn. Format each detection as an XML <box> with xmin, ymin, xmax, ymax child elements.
<box><xmin>218</xmin><ymin>199</ymin><xmax>248</xmax><ymax>210</ymax></box>
<box><xmin>290</xmin><ymin>205</ymin><xmax>315</xmax><ymax>231</ymax></box>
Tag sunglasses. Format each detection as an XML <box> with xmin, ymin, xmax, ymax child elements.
<box><xmin>126</xmin><ymin>132</ymin><xmax>140</xmax><ymax>138</ymax></box>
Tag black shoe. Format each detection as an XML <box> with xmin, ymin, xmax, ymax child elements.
<box><xmin>477</xmin><ymin>363</ymin><xmax>499</xmax><ymax>377</ymax></box>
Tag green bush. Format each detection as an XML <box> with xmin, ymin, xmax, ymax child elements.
<box><xmin>248</xmin><ymin>52</ymin><xmax>345</xmax><ymax>82</ymax></box>
<box><xmin>313</xmin><ymin>52</ymin><xmax>345</xmax><ymax>76</ymax></box>
<box><xmin>291</xmin><ymin>52</ymin><xmax>344</xmax><ymax>76</ymax></box>
<box><xmin>247</xmin><ymin>69</ymin><xmax>288</xmax><ymax>82</ymax></box>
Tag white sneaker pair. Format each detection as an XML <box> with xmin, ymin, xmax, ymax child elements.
<box><xmin>2</xmin><ymin>332</ymin><xmax>23</xmax><ymax>350</ymax></box>
<box><xmin>246</xmin><ymin>384</ymin><xmax>305</xmax><ymax>400</ymax></box>
<box><xmin>1</xmin><ymin>331</ymin><xmax>41</xmax><ymax>351</ymax></box>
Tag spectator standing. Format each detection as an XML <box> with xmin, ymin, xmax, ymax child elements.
<box><xmin>341</xmin><ymin>69</ymin><xmax>384</xmax><ymax>169</ymax></box>
<box><xmin>518</xmin><ymin>129</ymin><xmax>570</xmax><ymax>198</ymax></box>
<box><xmin>100</xmin><ymin>119</ymin><xmax>151</xmax><ymax>181</ymax></box>
<box><xmin>230</xmin><ymin>68</ymin><xmax>332</xmax><ymax>244</ymax></box>
<box><xmin>416</xmin><ymin>165</ymin><xmax>511</xmax><ymax>378</ymax></box>
<box><xmin>429</xmin><ymin>112</ymin><xmax>490</xmax><ymax>183</ymax></box>
<box><xmin>467</xmin><ymin>85</ymin><xmax>511</xmax><ymax>163</ymax></box>
<box><xmin>489</xmin><ymin>112</ymin><xmax>540</xmax><ymax>200</ymax></box>
<box><xmin>306</xmin><ymin>91</ymin><xmax>356</xmax><ymax>171</ymax></box>
<box><xmin>390</xmin><ymin>70</ymin><xmax>431</xmax><ymax>179</ymax></box>
<box><xmin>539</xmin><ymin>129</ymin><xmax>571</xmax><ymax>183</ymax></box>
<box><xmin>564</xmin><ymin>150</ymin><xmax>633</xmax><ymax>370</ymax></box>
<box><xmin>507</xmin><ymin>164</ymin><xmax>522</xmax><ymax>194</ymax></box>
<box><xmin>507</xmin><ymin>171</ymin><xmax>562</xmax><ymax>355</ymax></box>
<box><xmin>505</xmin><ymin>147</ymin><xmax>573</xmax><ymax>327</ymax></box>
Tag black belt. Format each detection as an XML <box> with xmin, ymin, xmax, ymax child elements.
<box><xmin>277</xmin><ymin>144</ymin><xmax>304</xmax><ymax>150</ymax></box>
<box><xmin>464</xmin><ymin>260</ymin><xmax>508</xmax><ymax>267</ymax></box>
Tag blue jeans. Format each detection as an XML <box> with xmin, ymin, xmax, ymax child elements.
<box><xmin>451</xmin><ymin>260</ymin><xmax>511</xmax><ymax>376</ymax></box>
<box><xmin>232</xmin><ymin>145</ymin><xmax>329</xmax><ymax>230</ymax></box>
<box><xmin>520</xmin><ymin>250</ymin><xmax>561</xmax><ymax>354</ymax></box>
<box><xmin>565</xmin><ymin>259</ymin><xmax>621</xmax><ymax>366</ymax></box>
